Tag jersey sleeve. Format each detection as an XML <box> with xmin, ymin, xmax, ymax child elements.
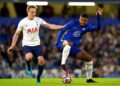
<box><xmin>39</xmin><ymin>18</ymin><xmax>47</xmax><ymax>25</ymax></box>
<box><xmin>55</xmin><ymin>20</ymin><xmax>74</xmax><ymax>46</ymax></box>
<box><xmin>61</xmin><ymin>20</ymin><xmax>74</xmax><ymax>32</ymax></box>
<box><xmin>87</xmin><ymin>13</ymin><xmax>101</xmax><ymax>32</ymax></box>
<box><xmin>17</xmin><ymin>20</ymin><xmax>23</xmax><ymax>31</ymax></box>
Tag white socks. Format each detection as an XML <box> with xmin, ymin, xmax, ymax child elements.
<box><xmin>85</xmin><ymin>61</ymin><xmax>93</xmax><ymax>79</ymax></box>
<box><xmin>61</xmin><ymin>45</ymin><xmax>71</xmax><ymax>65</ymax></box>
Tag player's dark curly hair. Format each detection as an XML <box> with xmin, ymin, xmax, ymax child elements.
<box><xmin>80</xmin><ymin>13</ymin><xmax>88</xmax><ymax>18</ymax></box>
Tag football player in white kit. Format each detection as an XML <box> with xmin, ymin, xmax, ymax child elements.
<box><xmin>7</xmin><ymin>5</ymin><xmax>63</xmax><ymax>83</ymax></box>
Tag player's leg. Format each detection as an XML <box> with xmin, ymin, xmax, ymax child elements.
<box><xmin>37</xmin><ymin>56</ymin><xmax>45</xmax><ymax>83</ymax></box>
<box><xmin>33</xmin><ymin>45</ymin><xmax>45</xmax><ymax>83</ymax></box>
<box><xmin>76</xmin><ymin>50</ymin><xmax>97</xmax><ymax>83</ymax></box>
<box><xmin>61</xmin><ymin>40</ymin><xmax>72</xmax><ymax>75</ymax></box>
<box><xmin>23</xmin><ymin>46</ymin><xmax>33</xmax><ymax>75</ymax></box>
<box><xmin>25</xmin><ymin>53</ymin><xmax>33</xmax><ymax>75</ymax></box>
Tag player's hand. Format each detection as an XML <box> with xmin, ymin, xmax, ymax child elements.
<box><xmin>97</xmin><ymin>7</ymin><xmax>104</xmax><ymax>15</ymax></box>
<box><xmin>7</xmin><ymin>46</ymin><xmax>14</xmax><ymax>54</ymax></box>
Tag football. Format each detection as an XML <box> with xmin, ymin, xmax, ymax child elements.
<box><xmin>62</xmin><ymin>74</ymin><xmax>72</xmax><ymax>84</ymax></box>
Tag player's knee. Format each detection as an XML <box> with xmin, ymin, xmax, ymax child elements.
<box><xmin>83</xmin><ymin>53</ymin><xmax>93</xmax><ymax>62</ymax></box>
<box><xmin>67</xmin><ymin>41</ymin><xmax>73</xmax><ymax>46</ymax></box>
<box><xmin>86</xmin><ymin>56</ymin><xmax>92</xmax><ymax>62</ymax></box>
<box><xmin>77</xmin><ymin>50</ymin><xmax>93</xmax><ymax>62</ymax></box>
<box><xmin>63</xmin><ymin>40</ymin><xmax>73</xmax><ymax>47</ymax></box>
<box><xmin>38</xmin><ymin>56</ymin><xmax>44</xmax><ymax>65</ymax></box>
<box><xmin>25</xmin><ymin>53</ymin><xmax>33</xmax><ymax>61</ymax></box>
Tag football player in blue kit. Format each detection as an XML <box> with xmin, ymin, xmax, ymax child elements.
<box><xmin>55</xmin><ymin>7</ymin><xmax>103</xmax><ymax>83</ymax></box>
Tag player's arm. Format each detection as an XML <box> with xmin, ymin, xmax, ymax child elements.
<box><xmin>55</xmin><ymin>21</ymin><xmax>74</xmax><ymax>46</ymax></box>
<box><xmin>43</xmin><ymin>23</ymin><xmax>64</xmax><ymax>30</ymax></box>
<box><xmin>7</xmin><ymin>30</ymin><xmax>21</xmax><ymax>53</ymax></box>
<box><xmin>7</xmin><ymin>21</ymin><xmax>23</xmax><ymax>53</ymax></box>
<box><xmin>39</xmin><ymin>18</ymin><xmax>64</xmax><ymax>29</ymax></box>
<box><xmin>87</xmin><ymin>7</ymin><xmax>103</xmax><ymax>32</ymax></box>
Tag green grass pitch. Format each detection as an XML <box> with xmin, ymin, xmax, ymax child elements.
<box><xmin>0</xmin><ymin>78</ymin><xmax>120</xmax><ymax>86</ymax></box>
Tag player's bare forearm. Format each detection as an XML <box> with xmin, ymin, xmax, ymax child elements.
<box><xmin>11</xmin><ymin>33</ymin><xmax>19</xmax><ymax>48</ymax></box>
<box><xmin>49</xmin><ymin>24</ymin><xmax>64</xmax><ymax>30</ymax></box>
<box><xmin>44</xmin><ymin>23</ymin><xmax>64</xmax><ymax>30</ymax></box>
<box><xmin>7</xmin><ymin>30</ymin><xmax>21</xmax><ymax>53</ymax></box>
<box><xmin>10</xmin><ymin>31</ymin><xmax>20</xmax><ymax>48</ymax></box>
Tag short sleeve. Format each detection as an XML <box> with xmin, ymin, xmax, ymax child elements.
<box><xmin>39</xmin><ymin>18</ymin><xmax>47</xmax><ymax>25</ymax></box>
<box><xmin>17</xmin><ymin>20</ymin><xmax>23</xmax><ymax>31</ymax></box>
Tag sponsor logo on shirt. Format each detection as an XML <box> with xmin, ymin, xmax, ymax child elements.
<box><xmin>27</xmin><ymin>27</ymin><xmax>38</xmax><ymax>33</ymax></box>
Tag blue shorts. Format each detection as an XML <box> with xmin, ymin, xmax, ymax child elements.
<box><xmin>56</xmin><ymin>41</ymin><xmax>81</xmax><ymax>57</ymax></box>
<box><xmin>23</xmin><ymin>45</ymin><xmax>43</xmax><ymax>58</ymax></box>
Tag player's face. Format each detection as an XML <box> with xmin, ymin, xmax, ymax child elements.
<box><xmin>79</xmin><ymin>17</ymin><xmax>88</xmax><ymax>26</ymax></box>
<box><xmin>27</xmin><ymin>8</ymin><xmax>36</xmax><ymax>19</ymax></box>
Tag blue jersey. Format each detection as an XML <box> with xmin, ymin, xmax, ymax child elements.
<box><xmin>56</xmin><ymin>13</ymin><xmax>101</xmax><ymax>47</ymax></box>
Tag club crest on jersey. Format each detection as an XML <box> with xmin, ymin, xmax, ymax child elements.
<box><xmin>36</xmin><ymin>21</ymin><xmax>39</xmax><ymax>26</ymax></box>
<box><xmin>73</xmin><ymin>31</ymin><xmax>81</xmax><ymax>37</ymax></box>
<box><xmin>27</xmin><ymin>27</ymin><xmax>38</xmax><ymax>33</ymax></box>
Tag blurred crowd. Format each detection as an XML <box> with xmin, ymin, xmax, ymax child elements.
<box><xmin>0</xmin><ymin>3</ymin><xmax>120</xmax><ymax>78</ymax></box>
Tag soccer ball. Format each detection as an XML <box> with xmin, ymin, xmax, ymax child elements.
<box><xmin>61</xmin><ymin>74</ymin><xmax>72</xmax><ymax>84</ymax></box>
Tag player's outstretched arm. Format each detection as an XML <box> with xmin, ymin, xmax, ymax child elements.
<box><xmin>43</xmin><ymin>23</ymin><xmax>64</xmax><ymax>30</ymax></box>
<box><xmin>97</xmin><ymin>7</ymin><xmax>104</xmax><ymax>16</ymax></box>
<box><xmin>95</xmin><ymin>7</ymin><xmax>103</xmax><ymax>30</ymax></box>
<box><xmin>55</xmin><ymin>20</ymin><xmax>74</xmax><ymax>46</ymax></box>
<box><xmin>7</xmin><ymin>30</ymin><xmax>21</xmax><ymax>53</ymax></box>
<box><xmin>87</xmin><ymin>7</ymin><xmax>103</xmax><ymax>32</ymax></box>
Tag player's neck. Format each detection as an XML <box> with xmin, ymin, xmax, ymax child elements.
<box><xmin>27</xmin><ymin>16</ymin><xmax>34</xmax><ymax>20</ymax></box>
<box><xmin>80</xmin><ymin>23</ymin><xmax>86</xmax><ymax>27</ymax></box>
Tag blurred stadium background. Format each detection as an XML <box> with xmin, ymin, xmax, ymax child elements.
<box><xmin>0</xmin><ymin>0</ymin><xmax>120</xmax><ymax>79</ymax></box>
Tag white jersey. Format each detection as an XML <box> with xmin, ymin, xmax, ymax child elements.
<box><xmin>17</xmin><ymin>17</ymin><xmax>47</xmax><ymax>46</ymax></box>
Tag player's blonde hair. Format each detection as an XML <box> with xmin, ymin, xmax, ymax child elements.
<box><xmin>26</xmin><ymin>5</ymin><xmax>37</xmax><ymax>11</ymax></box>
